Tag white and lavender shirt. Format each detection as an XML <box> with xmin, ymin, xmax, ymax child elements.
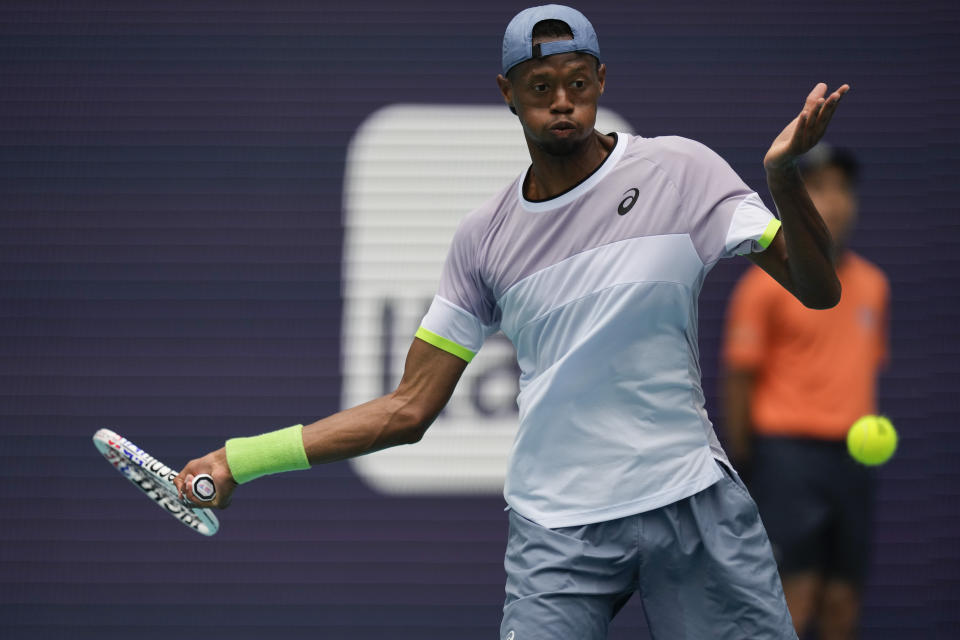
<box><xmin>416</xmin><ymin>133</ymin><xmax>780</xmax><ymax>528</ymax></box>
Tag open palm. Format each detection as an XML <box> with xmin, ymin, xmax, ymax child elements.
<box><xmin>765</xmin><ymin>82</ymin><xmax>850</xmax><ymax>171</ymax></box>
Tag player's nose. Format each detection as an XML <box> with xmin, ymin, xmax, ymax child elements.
<box><xmin>550</xmin><ymin>87</ymin><xmax>574</xmax><ymax>113</ymax></box>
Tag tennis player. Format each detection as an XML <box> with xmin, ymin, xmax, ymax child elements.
<box><xmin>176</xmin><ymin>6</ymin><xmax>849</xmax><ymax>638</ymax></box>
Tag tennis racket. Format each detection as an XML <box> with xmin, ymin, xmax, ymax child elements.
<box><xmin>92</xmin><ymin>428</ymin><xmax>220</xmax><ymax>536</ymax></box>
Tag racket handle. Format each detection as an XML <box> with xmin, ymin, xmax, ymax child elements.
<box><xmin>191</xmin><ymin>474</ymin><xmax>217</xmax><ymax>502</ymax></box>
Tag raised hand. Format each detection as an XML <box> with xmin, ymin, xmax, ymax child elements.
<box><xmin>764</xmin><ymin>82</ymin><xmax>850</xmax><ymax>172</ymax></box>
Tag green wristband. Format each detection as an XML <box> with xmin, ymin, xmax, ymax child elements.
<box><xmin>225</xmin><ymin>424</ymin><xmax>310</xmax><ymax>484</ymax></box>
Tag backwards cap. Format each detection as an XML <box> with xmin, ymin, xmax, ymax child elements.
<box><xmin>501</xmin><ymin>5</ymin><xmax>601</xmax><ymax>76</ymax></box>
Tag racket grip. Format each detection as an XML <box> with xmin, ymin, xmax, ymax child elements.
<box><xmin>191</xmin><ymin>474</ymin><xmax>217</xmax><ymax>502</ymax></box>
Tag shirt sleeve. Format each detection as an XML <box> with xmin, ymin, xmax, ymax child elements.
<box><xmin>722</xmin><ymin>193</ymin><xmax>781</xmax><ymax>258</ymax></box>
<box><xmin>723</xmin><ymin>267</ymin><xmax>777</xmax><ymax>371</ymax></box>
<box><xmin>416</xmin><ymin>214</ymin><xmax>500</xmax><ymax>363</ymax></box>
<box><xmin>661</xmin><ymin>137</ymin><xmax>781</xmax><ymax>263</ymax></box>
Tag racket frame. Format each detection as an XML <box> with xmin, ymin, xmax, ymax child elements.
<box><xmin>93</xmin><ymin>428</ymin><xmax>219</xmax><ymax>536</ymax></box>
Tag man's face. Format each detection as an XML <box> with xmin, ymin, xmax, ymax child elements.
<box><xmin>497</xmin><ymin>38</ymin><xmax>605</xmax><ymax>156</ymax></box>
<box><xmin>803</xmin><ymin>165</ymin><xmax>858</xmax><ymax>250</ymax></box>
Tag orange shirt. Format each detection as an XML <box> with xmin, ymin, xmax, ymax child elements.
<box><xmin>723</xmin><ymin>252</ymin><xmax>890</xmax><ymax>440</ymax></box>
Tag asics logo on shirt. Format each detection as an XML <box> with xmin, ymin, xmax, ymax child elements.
<box><xmin>618</xmin><ymin>187</ymin><xmax>640</xmax><ymax>215</ymax></box>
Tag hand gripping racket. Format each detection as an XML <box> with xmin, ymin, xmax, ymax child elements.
<box><xmin>92</xmin><ymin>428</ymin><xmax>219</xmax><ymax>536</ymax></box>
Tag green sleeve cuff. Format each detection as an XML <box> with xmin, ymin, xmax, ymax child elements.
<box><xmin>415</xmin><ymin>327</ymin><xmax>476</xmax><ymax>362</ymax></box>
<box><xmin>225</xmin><ymin>424</ymin><xmax>310</xmax><ymax>485</ymax></box>
<box><xmin>757</xmin><ymin>219</ymin><xmax>781</xmax><ymax>250</ymax></box>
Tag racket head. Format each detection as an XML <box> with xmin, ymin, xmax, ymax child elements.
<box><xmin>93</xmin><ymin>428</ymin><xmax>219</xmax><ymax>536</ymax></box>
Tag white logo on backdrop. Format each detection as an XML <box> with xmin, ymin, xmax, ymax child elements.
<box><xmin>342</xmin><ymin>104</ymin><xmax>634</xmax><ymax>494</ymax></box>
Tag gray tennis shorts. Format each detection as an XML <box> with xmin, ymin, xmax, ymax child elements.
<box><xmin>500</xmin><ymin>462</ymin><xmax>797</xmax><ymax>640</ymax></box>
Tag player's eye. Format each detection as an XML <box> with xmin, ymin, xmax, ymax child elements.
<box><xmin>572</xmin><ymin>80</ymin><xmax>586</xmax><ymax>89</ymax></box>
<box><xmin>533</xmin><ymin>83</ymin><xmax>548</xmax><ymax>92</ymax></box>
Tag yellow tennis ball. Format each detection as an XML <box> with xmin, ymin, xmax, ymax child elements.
<box><xmin>847</xmin><ymin>415</ymin><xmax>898</xmax><ymax>466</ymax></box>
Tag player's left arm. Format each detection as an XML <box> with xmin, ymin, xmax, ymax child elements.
<box><xmin>749</xmin><ymin>82</ymin><xmax>849</xmax><ymax>309</ymax></box>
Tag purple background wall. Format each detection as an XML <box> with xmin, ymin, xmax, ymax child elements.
<box><xmin>1</xmin><ymin>1</ymin><xmax>958</xmax><ymax>638</ymax></box>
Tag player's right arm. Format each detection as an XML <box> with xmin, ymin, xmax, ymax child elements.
<box><xmin>173</xmin><ymin>338</ymin><xmax>467</xmax><ymax>508</ymax></box>
<box><xmin>300</xmin><ymin>337</ymin><xmax>467</xmax><ymax>463</ymax></box>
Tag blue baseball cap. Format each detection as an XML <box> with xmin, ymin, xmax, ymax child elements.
<box><xmin>501</xmin><ymin>5</ymin><xmax>601</xmax><ymax>77</ymax></box>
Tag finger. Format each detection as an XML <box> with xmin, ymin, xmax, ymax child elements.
<box><xmin>802</xmin><ymin>113</ymin><xmax>820</xmax><ymax>150</ymax></box>
<box><xmin>173</xmin><ymin>472</ymin><xmax>184</xmax><ymax>495</ymax></box>
<box><xmin>175</xmin><ymin>466</ymin><xmax>194</xmax><ymax>499</ymax></box>
<box><xmin>800</xmin><ymin>82</ymin><xmax>830</xmax><ymax>127</ymax></box>
<box><xmin>812</xmin><ymin>95</ymin><xmax>839</xmax><ymax>129</ymax></box>
<box><xmin>809</xmin><ymin>84</ymin><xmax>848</xmax><ymax>126</ymax></box>
<box><xmin>804</xmin><ymin>81</ymin><xmax>827</xmax><ymax>101</ymax></box>
<box><xmin>823</xmin><ymin>84</ymin><xmax>849</xmax><ymax>108</ymax></box>
<box><xmin>798</xmin><ymin>104</ymin><xmax>826</xmax><ymax>142</ymax></box>
<box><xmin>819</xmin><ymin>94</ymin><xmax>842</xmax><ymax>123</ymax></box>
<box><xmin>792</xmin><ymin>111</ymin><xmax>809</xmax><ymax>145</ymax></box>
<box><xmin>182</xmin><ymin>473</ymin><xmax>198</xmax><ymax>504</ymax></box>
<box><xmin>825</xmin><ymin>87</ymin><xmax>848</xmax><ymax>115</ymax></box>
<box><xmin>803</xmin><ymin>82</ymin><xmax>828</xmax><ymax>112</ymax></box>
<box><xmin>174</xmin><ymin>459</ymin><xmax>199</xmax><ymax>496</ymax></box>
<box><xmin>809</xmin><ymin>89</ymin><xmax>846</xmax><ymax>139</ymax></box>
<box><xmin>812</xmin><ymin>95</ymin><xmax>828</xmax><ymax>119</ymax></box>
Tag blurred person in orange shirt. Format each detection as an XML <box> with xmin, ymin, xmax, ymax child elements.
<box><xmin>722</xmin><ymin>144</ymin><xmax>889</xmax><ymax>640</ymax></box>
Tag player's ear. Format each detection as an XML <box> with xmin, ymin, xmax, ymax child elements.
<box><xmin>496</xmin><ymin>74</ymin><xmax>518</xmax><ymax>116</ymax></box>
<box><xmin>597</xmin><ymin>63</ymin><xmax>606</xmax><ymax>95</ymax></box>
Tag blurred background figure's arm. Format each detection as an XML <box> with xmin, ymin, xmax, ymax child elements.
<box><xmin>723</xmin><ymin>366</ymin><xmax>757</xmax><ymax>469</ymax></box>
<box><xmin>721</xmin><ymin>266</ymin><xmax>777</xmax><ymax>473</ymax></box>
